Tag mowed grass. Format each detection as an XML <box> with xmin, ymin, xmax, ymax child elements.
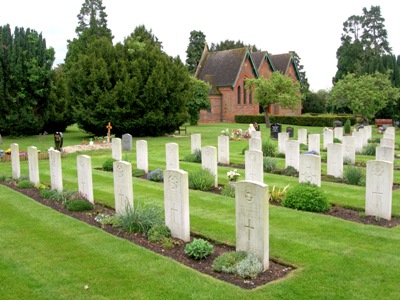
<box><xmin>1</xmin><ymin>123</ymin><xmax>400</xmax><ymax>299</ymax></box>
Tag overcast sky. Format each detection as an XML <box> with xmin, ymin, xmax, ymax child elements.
<box><xmin>2</xmin><ymin>0</ymin><xmax>399</xmax><ymax>91</ymax></box>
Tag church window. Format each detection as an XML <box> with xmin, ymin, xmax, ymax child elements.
<box><xmin>237</xmin><ymin>86</ymin><xmax>241</xmax><ymax>104</ymax></box>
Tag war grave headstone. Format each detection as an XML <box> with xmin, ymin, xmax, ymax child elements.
<box><xmin>308</xmin><ymin>134</ymin><xmax>320</xmax><ymax>154</ymax></box>
<box><xmin>383</xmin><ymin>133</ymin><xmax>394</xmax><ymax>140</ymax></box>
<box><xmin>10</xmin><ymin>143</ymin><xmax>20</xmax><ymax>179</ymax></box>
<box><xmin>359</xmin><ymin>128</ymin><xmax>368</xmax><ymax>146</ymax></box>
<box><xmin>376</xmin><ymin>146</ymin><xmax>394</xmax><ymax>165</ymax></box>
<box><xmin>191</xmin><ymin>133</ymin><xmax>201</xmax><ymax>154</ymax></box>
<box><xmin>236</xmin><ymin>180</ymin><xmax>269</xmax><ymax>270</ymax></box>
<box><xmin>122</xmin><ymin>133</ymin><xmax>132</xmax><ymax>151</ymax></box>
<box><xmin>54</xmin><ymin>132</ymin><xmax>63</xmax><ymax>151</ymax></box>
<box><xmin>299</xmin><ymin>154</ymin><xmax>321</xmax><ymax>187</ymax></box>
<box><xmin>278</xmin><ymin>132</ymin><xmax>289</xmax><ymax>154</ymax></box>
<box><xmin>113</xmin><ymin>161</ymin><xmax>133</xmax><ymax>215</ymax></box>
<box><xmin>28</xmin><ymin>146</ymin><xmax>40</xmax><ymax>186</ymax></box>
<box><xmin>77</xmin><ymin>155</ymin><xmax>94</xmax><ymax>203</ymax></box>
<box><xmin>270</xmin><ymin>123</ymin><xmax>281</xmax><ymax>139</ymax></box>
<box><xmin>202</xmin><ymin>146</ymin><xmax>218</xmax><ymax>187</ymax></box>
<box><xmin>286</xmin><ymin>126</ymin><xmax>294</xmax><ymax>138</ymax></box>
<box><xmin>285</xmin><ymin>140</ymin><xmax>300</xmax><ymax>171</ymax></box>
<box><xmin>249</xmin><ymin>137</ymin><xmax>262</xmax><ymax>151</ymax></box>
<box><xmin>352</xmin><ymin>130</ymin><xmax>363</xmax><ymax>153</ymax></box>
<box><xmin>164</xmin><ymin>169</ymin><xmax>190</xmax><ymax>242</ymax></box>
<box><xmin>365</xmin><ymin>160</ymin><xmax>393</xmax><ymax>220</ymax></box>
<box><xmin>166</xmin><ymin>143</ymin><xmax>179</xmax><ymax>170</ymax></box>
<box><xmin>380</xmin><ymin>138</ymin><xmax>395</xmax><ymax>149</ymax></box>
<box><xmin>218</xmin><ymin>135</ymin><xmax>230</xmax><ymax>165</ymax></box>
<box><xmin>334</xmin><ymin>127</ymin><xmax>343</xmax><ymax>141</ymax></box>
<box><xmin>245</xmin><ymin>150</ymin><xmax>263</xmax><ymax>183</ymax></box>
<box><xmin>342</xmin><ymin>136</ymin><xmax>356</xmax><ymax>164</ymax></box>
<box><xmin>323</xmin><ymin>128</ymin><xmax>333</xmax><ymax>149</ymax></box>
<box><xmin>112</xmin><ymin>138</ymin><xmax>122</xmax><ymax>161</ymax></box>
<box><xmin>385</xmin><ymin>127</ymin><xmax>395</xmax><ymax>135</ymax></box>
<box><xmin>365</xmin><ymin>125</ymin><xmax>372</xmax><ymax>141</ymax></box>
<box><xmin>49</xmin><ymin>149</ymin><xmax>63</xmax><ymax>192</ymax></box>
<box><xmin>327</xmin><ymin>143</ymin><xmax>343</xmax><ymax>178</ymax></box>
<box><xmin>298</xmin><ymin>128</ymin><xmax>307</xmax><ymax>145</ymax></box>
<box><xmin>136</xmin><ymin>140</ymin><xmax>148</xmax><ymax>173</ymax></box>
<box><xmin>252</xmin><ymin>131</ymin><xmax>261</xmax><ymax>139</ymax></box>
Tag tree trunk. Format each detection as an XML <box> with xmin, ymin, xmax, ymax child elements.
<box><xmin>264</xmin><ymin>105</ymin><xmax>271</xmax><ymax>127</ymax></box>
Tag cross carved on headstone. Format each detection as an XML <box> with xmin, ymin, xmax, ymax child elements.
<box><xmin>244</xmin><ymin>218</ymin><xmax>254</xmax><ymax>241</ymax></box>
<box><xmin>106</xmin><ymin>122</ymin><xmax>112</xmax><ymax>143</ymax></box>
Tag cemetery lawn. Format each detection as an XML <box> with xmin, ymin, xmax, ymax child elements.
<box><xmin>1</xmin><ymin>123</ymin><xmax>400</xmax><ymax>299</ymax></box>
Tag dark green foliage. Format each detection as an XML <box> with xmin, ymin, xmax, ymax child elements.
<box><xmin>147</xmin><ymin>168</ymin><xmax>164</xmax><ymax>182</ymax></box>
<box><xmin>282</xmin><ymin>183</ymin><xmax>331</xmax><ymax>212</ymax></box>
<box><xmin>212</xmin><ymin>251</ymin><xmax>247</xmax><ymax>273</ymax></box>
<box><xmin>39</xmin><ymin>189</ymin><xmax>58</xmax><ymax>199</ymax></box>
<box><xmin>333</xmin><ymin>138</ymin><xmax>342</xmax><ymax>143</ymax></box>
<box><xmin>147</xmin><ymin>224</ymin><xmax>171</xmax><ymax>243</ymax></box>
<box><xmin>344</xmin><ymin>166</ymin><xmax>365</xmax><ymax>186</ymax></box>
<box><xmin>220</xmin><ymin>184</ymin><xmax>235</xmax><ymax>198</ymax></box>
<box><xmin>280</xmin><ymin>166</ymin><xmax>299</xmax><ymax>177</ymax></box>
<box><xmin>344</xmin><ymin>119</ymin><xmax>352</xmax><ymax>134</ymax></box>
<box><xmin>102</xmin><ymin>158</ymin><xmax>115</xmax><ymax>171</ymax></box>
<box><xmin>276</xmin><ymin>153</ymin><xmax>285</xmax><ymax>159</ymax></box>
<box><xmin>184</xmin><ymin>149</ymin><xmax>201</xmax><ymax>163</ymax></box>
<box><xmin>16</xmin><ymin>180</ymin><xmax>34</xmax><ymax>189</ymax></box>
<box><xmin>302</xmin><ymin>90</ymin><xmax>328</xmax><ymax>114</ymax></box>
<box><xmin>187</xmin><ymin>76</ymin><xmax>211</xmax><ymax>125</ymax></box>
<box><xmin>262</xmin><ymin>139</ymin><xmax>276</xmax><ymax>157</ymax></box>
<box><xmin>210</xmin><ymin>40</ymin><xmax>258</xmax><ymax>52</ymax></box>
<box><xmin>119</xmin><ymin>202</ymin><xmax>163</xmax><ymax>234</ymax></box>
<box><xmin>235</xmin><ymin>115</ymin><xmax>357</xmax><ymax>127</ymax></box>
<box><xmin>188</xmin><ymin>169</ymin><xmax>215</xmax><ymax>191</ymax></box>
<box><xmin>362</xmin><ymin>144</ymin><xmax>376</xmax><ymax>156</ymax></box>
<box><xmin>65</xmin><ymin>199</ymin><xmax>94</xmax><ymax>211</ymax></box>
<box><xmin>184</xmin><ymin>238</ymin><xmax>214</xmax><ymax>260</ymax></box>
<box><xmin>186</xmin><ymin>30</ymin><xmax>206</xmax><ymax>74</ymax></box>
<box><xmin>0</xmin><ymin>175</ymin><xmax>7</xmax><ymax>182</ymax></box>
<box><xmin>263</xmin><ymin>157</ymin><xmax>277</xmax><ymax>173</ymax></box>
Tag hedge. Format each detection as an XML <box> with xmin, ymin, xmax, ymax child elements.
<box><xmin>235</xmin><ymin>114</ymin><xmax>357</xmax><ymax>127</ymax></box>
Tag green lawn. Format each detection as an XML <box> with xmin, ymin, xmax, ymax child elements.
<box><xmin>0</xmin><ymin>123</ymin><xmax>399</xmax><ymax>299</ymax></box>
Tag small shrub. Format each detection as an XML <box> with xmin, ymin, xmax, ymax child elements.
<box><xmin>39</xmin><ymin>189</ymin><xmax>58</xmax><ymax>199</ymax></box>
<box><xmin>344</xmin><ymin>166</ymin><xmax>365</xmax><ymax>186</ymax></box>
<box><xmin>333</xmin><ymin>138</ymin><xmax>341</xmax><ymax>143</ymax></box>
<box><xmin>184</xmin><ymin>238</ymin><xmax>214</xmax><ymax>260</ymax></box>
<box><xmin>119</xmin><ymin>202</ymin><xmax>163</xmax><ymax>234</ymax></box>
<box><xmin>95</xmin><ymin>213</ymin><xmax>122</xmax><ymax>227</ymax></box>
<box><xmin>102</xmin><ymin>158</ymin><xmax>116</xmax><ymax>171</ymax></box>
<box><xmin>184</xmin><ymin>149</ymin><xmax>202</xmax><ymax>163</ymax></box>
<box><xmin>281</xmin><ymin>166</ymin><xmax>298</xmax><ymax>177</ymax></box>
<box><xmin>235</xmin><ymin>252</ymin><xmax>263</xmax><ymax>279</ymax></box>
<box><xmin>189</xmin><ymin>169</ymin><xmax>215</xmax><ymax>191</ymax></box>
<box><xmin>276</xmin><ymin>152</ymin><xmax>285</xmax><ymax>158</ymax></box>
<box><xmin>344</xmin><ymin>119</ymin><xmax>351</xmax><ymax>134</ymax></box>
<box><xmin>220</xmin><ymin>184</ymin><xmax>235</xmax><ymax>198</ymax></box>
<box><xmin>369</xmin><ymin>137</ymin><xmax>380</xmax><ymax>143</ymax></box>
<box><xmin>147</xmin><ymin>224</ymin><xmax>171</xmax><ymax>243</ymax></box>
<box><xmin>132</xmin><ymin>168</ymin><xmax>146</xmax><ymax>177</ymax></box>
<box><xmin>262</xmin><ymin>139</ymin><xmax>276</xmax><ymax>157</ymax></box>
<box><xmin>263</xmin><ymin>157</ymin><xmax>277</xmax><ymax>173</ymax></box>
<box><xmin>0</xmin><ymin>175</ymin><xmax>7</xmax><ymax>182</ymax></box>
<box><xmin>17</xmin><ymin>180</ymin><xmax>34</xmax><ymax>189</ymax></box>
<box><xmin>343</xmin><ymin>157</ymin><xmax>353</xmax><ymax>165</ymax></box>
<box><xmin>147</xmin><ymin>168</ymin><xmax>164</xmax><ymax>182</ymax></box>
<box><xmin>269</xmin><ymin>184</ymin><xmax>290</xmax><ymax>203</ymax></box>
<box><xmin>49</xmin><ymin>190</ymin><xmax>77</xmax><ymax>203</ymax></box>
<box><xmin>65</xmin><ymin>199</ymin><xmax>94</xmax><ymax>211</ymax></box>
<box><xmin>212</xmin><ymin>251</ymin><xmax>247</xmax><ymax>273</ymax></box>
<box><xmin>362</xmin><ymin>144</ymin><xmax>376</xmax><ymax>156</ymax></box>
<box><xmin>282</xmin><ymin>183</ymin><xmax>331</xmax><ymax>212</ymax></box>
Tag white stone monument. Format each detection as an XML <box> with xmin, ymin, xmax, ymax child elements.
<box><xmin>352</xmin><ymin>131</ymin><xmax>363</xmax><ymax>153</ymax></box>
<box><xmin>323</xmin><ymin>128</ymin><xmax>333</xmax><ymax>149</ymax></box>
<box><xmin>113</xmin><ymin>161</ymin><xmax>133</xmax><ymax>215</ymax></box>
<box><xmin>112</xmin><ymin>138</ymin><xmax>122</xmax><ymax>161</ymax></box>
<box><xmin>77</xmin><ymin>155</ymin><xmax>94</xmax><ymax>203</ymax></box>
<box><xmin>342</xmin><ymin>136</ymin><xmax>356</xmax><ymax>164</ymax></box>
<box><xmin>49</xmin><ymin>149</ymin><xmax>63</xmax><ymax>192</ymax></box>
<box><xmin>359</xmin><ymin>128</ymin><xmax>368</xmax><ymax>146</ymax></box>
<box><xmin>10</xmin><ymin>143</ymin><xmax>20</xmax><ymax>179</ymax></box>
<box><xmin>327</xmin><ymin>143</ymin><xmax>343</xmax><ymax>178</ymax></box>
<box><xmin>164</xmin><ymin>169</ymin><xmax>190</xmax><ymax>242</ymax></box>
<box><xmin>249</xmin><ymin>137</ymin><xmax>262</xmax><ymax>151</ymax></box>
<box><xmin>380</xmin><ymin>138</ymin><xmax>395</xmax><ymax>149</ymax></box>
<box><xmin>136</xmin><ymin>140</ymin><xmax>148</xmax><ymax>173</ymax></box>
<box><xmin>299</xmin><ymin>154</ymin><xmax>321</xmax><ymax>187</ymax></box>
<box><xmin>385</xmin><ymin>127</ymin><xmax>395</xmax><ymax>135</ymax></box>
<box><xmin>122</xmin><ymin>133</ymin><xmax>132</xmax><ymax>151</ymax></box>
<box><xmin>252</xmin><ymin>131</ymin><xmax>261</xmax><ymax>139</ymax></box>
<box><xmin>334</xmin><ymin>127</ymin><xmax>343</xmax><ymax>141</ymax></box>
<box><xmin>376</xmin><ymin>146</ymin><xmax>394</xmax><ymax>164</ymax></box>
<box><xmin>218</xmin><ymin>135</ymin><xmax>230</xmax><ymax>165</ymax></box>
<box><xmin>365</xmin><ymin>125</ymin><xmax>372</xmax><ymax>141</ymax></box>
<box><xmin>236</xmin><ymin>180</ymin><xmax>269</xmax><ymax>270</ymax></box>
<box><xmin>298</xmin><ymin>128</ymin><xmax>307</xmax><ymax>145</ymax></box>
<box><xmin>278</xmin><ymin>132</ymin><xmax>289</xmax><ymax>154</ymax></box>
<box><xmin>166</xmin><ymin>143</ymin><xmax>179</xmax><ymax>170</ymax></box>
<box><xmin>308</xmin><ymin>134</ymin><xmax>320</xmax><ymax>154</ymax></box>
<box><xmin>245</xmin><ymin>150</ymin><xmax>263</xmax><ymax>183</ymax></box>
<box><xmin>28</xmin><ymin>146</ymin><xmax>40</xmax><ymax>186</ymax></box>
<box><xmin>285</xmin><ymin>140</ymin><xmax>300</xmax><ymax>171</ymax></box>
<box><xmin>191</xmin><ymin>133</ymin><xmax>201</xmax><ymax>154</ymax></box>
<box><xmin>201</xmin><ymin>146</ymin><xmax>218</xmax><ymax>187</ymax></box>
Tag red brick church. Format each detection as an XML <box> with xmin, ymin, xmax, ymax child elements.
<box><xmin>194</xmin><ymin>45</ymin><xmax>302</xmax><ymax>123</ymax></box>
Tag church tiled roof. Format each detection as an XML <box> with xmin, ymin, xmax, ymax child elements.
<box><xmin>251</xmin><ymin>51</ymin><xmax>275</xmax><ymax>73</ymax></box>
<box><xmin>270</xmin><ymin>53</ymin><xmax>292</xmax><ymax>74</ymax></box>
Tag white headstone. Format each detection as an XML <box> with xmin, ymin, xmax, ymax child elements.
<box><xmin>298</xmin><ymin>129</ymin><xmax>307</xmax><ymax>145</ymax></box>
<box><xmin>285</xmin><ymin>140</ymin><xmax>300</xmax><ymax>171</ymax></box>
<box><xmin>327</xmin><ymin>143</ymin><xmax>343</xmax><ymax>178</ymax></box>
<box><xmin>165</xmin><ymin>143</ymin><xmax>179</xmax><ymax>170</ymax></box>
<box><xmin>364</xmin><ymin>125</ymin><xmax>372</xmax><ymax>141</ymax></box>
<box><xmin>113</xmin><ymin>161</ymin><xmax>133</xmax><ymax>215</ymax></box>
<box><xmin>164</xmin><ymin>169</ymin><xmax>190</xmax><ymax>242</ymax></box>
<box><xmin>376</xmin><ymin>146</ymin><xmax>394</xmax><ymax>164</ymax></box>
<box><xmin>342</xmin><ymin>136</ymin><xmax>356</xmax><ymax>164</ymax></box>
<box><xmin>28</xmin><ymin>146</ymin><xmax>40</xmax><ymax>186</ymax></box>
<box><xmin>122</xmin><ymin>134</ymin><xmax>132</xmax><ymax>151</ymax></box>
<box><xmin>201</xmin><ymin>146</ymin><xmax>218</xmax><ymax>187</ymax></box>
<box><xmin>380</xmin><ymin>138</ymin><xmax>395</xmax><ymax>149</ymax></box>
<box><xmin>308</xmin><ymin>134</ymin><xmax>320</xmax><ymax>154</ymax></box>
<box><xmin>352</xmin><ymin>131</ymin><xmax>364</xmax><ymax>153</ymax></box>
<box><xmin>191</xmin><ymin>133</ymin><xmax>201</xmax><ymax>154</ymax></box>
<box><xmin>299</xmin><ymin>154</ymin><xmax>321</xmax><ymax>187</ymax></box>
<box><xmin>245</xmin><ymin>150</ymin><xmax>263</xmax><ymax>183</ymax></box>
<box><xmin>359</xmin><ymin>128</ymin><xmax>368</xmax><ymax>146</ymax></box>
<box><xmin>252</xmin><ymin>131</ymin><xmax>261</xmax><ymax>139</ymax></box>
<box><xmin>249</xmin><ymin>137</ymin><xmax>262</xmax><ymax>151</ymax></box>
<box><xmin>218</xmin><ymin>135</ymin><xmax>230</xmax><ymax>165</ymax></box>
<box><xmin>49</xmin><ymin>149</ymin><xmax>63</xmax><ymax>192</ymax></box>
<box><xmin>278</xmin><ymin>132</ymin><xmax>289</xmax><ymax>154</ymax></box>
<box><xmin>383</xmin><ymin>133</ymin><xmax>394</xmax><ymax>140</ymax></box>
<box><xmin>334</xmin><ymin>127</ymin><xmax>343</xmax><ymax>141</ymax></box>
<box><xmin>136</xmin><ymin>140</ymin><xmax>148</xmax><ymax>173</ymax></box>
<box><xmin>385</xmin><ymin>127</ymin><xmax>395</xmax><ymax>135</ymax></box>
<box><xmin>10</xmin><ymin>143</ymin><xmax>20</xmax><ymax>179</ymax></box>
<box><xmin>323</xmin><ymin>128</ymin><xmax>333</xmax><ymax>149</ymax></box>
<box><xmin>77</xmin><ymin>155</ymin><xmax>94</xmax><ymax>203</ymax></box>
<box><xmin>112</xmin><ymin>138</ymin><xmax>122</xmax><ymax>161</ymax></box>
<box><xmin>236</xmin><ymin>180</ymin><xmax>269</xmax><ymax>270</ymax></box>
<box><xmin>365</xmin><ymin>160</ymin><xmax>393</xmax><ymax>220</ymax></box>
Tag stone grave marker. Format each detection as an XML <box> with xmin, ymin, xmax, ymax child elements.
<box><xmin>28</xmin><ymin>146</ymin><xmax>40</xmax><ymax>186</ymax></box>
<box><xmin>376</xmin><ymin>146</ymin><xmax>394</xmax><ymax>164</ymax></box>
<box><xmin>383</xmin><ymin>133</ymin><xmax>394</xmax><ymax>140</ymax></box>
<box><xmin>334</xmin><ymin>127</ymin><xmax>343</xmax><ymax>141</ymax></box>
<box><xmin>323</xmin><ymin>128</ymin><xmax>333</xmax><ymax>149</ymax></box>
<box><xmin>166</xmin><ymin>143</ymin><xmax>179</xmax><ymax>170</ymax></box>
<box><xmin>385</xmin><ymin>127</ymin><xmax>395</xmax><ymax>135</ymax></box>
<box><xmin>308</xmin><ymin>134</ymin><xmax>320</xmax><ymax>154</ymax></box>
<box><xmin>270</xmin><ymin>123</ymin><xmax>281</xmax><ymax>139</ymax></box>
<box><xmin>352</xmin><ymin>130</ymin><xmax>364</xmax><ymax>153</ymax></box>
<box><xmin>122</xmin><ymin>133</ymin><xmax>132</xmax><ymax>151</ymax></box>
<box><xmin>10</xmin><ymin>143</ymin><xmax>20</xmax><ymax>179</ymax></box>
<box><xmin>113</xmin><ymin>161</ymin><xmax>133</xmax><ymax>215</ymax></box>
<box><xmin>299</xmin><ymin>154</ymin><xmax>321</xmax><ymax>187</ymax></box>
<box><xmin>364</xmin><ymin>125</ymin><xmax>372</xmax><ymax>141</ymax></box>
<box><xmin>218</xmin><ymin>135</ymin><xmax>230</xmax><ymax>165</ymax></box>
<box><xmin>136</xmin><ymin>140</ymin><xmax>148</xmax><ymax>173</ymax></box>
<box><xmin>191</xmin><ymin>133</ymin><xmax>201</xmax><ymax>154</ymax></box>
<box><xmin>112</xmin><ymin>138</ymin><xmax>122</xmax><ymax>161</ymax></box>
<box><xmin>278</xmin><ymin>132</ymin><xmax>289</xmax><ymax>154</ymax></box>
<box><xmin>285</xmin><ymin>140</ymin><xmax>300</xmax><ymax>171</ymax></box>
<box><xmin>201</xmin><ymin>146</ymin><xmax>218</xmax><ymax>187</ymax></box>
<box><xmin>245</xmin><ymin>150</ymin><xmax>263</xmax><ymax>183</ymax></box>
<box><xmin>249</xmin><ymin>137</ymin><xmax>262</xmax><ymax>151</ymax></box>
<box><xmin>359</xmin><ymin>128</ymin><xmax>368</xmax><ymax>146</ymax></box>
<box><xmin>236</xmin><ymin>180</ymin><xmax>269</xmax><ymax>270</ymax></box>
<box><xmin>298</xmin><ymin>128</ymin><xmax>307</xmax><ymax>145</ymax></box>
<box><xmin>365</xmin><ymin>160</ymin><xmax>393</xmax><ymax>220</ymax></box>
<box><xmin>77</xmin><ymin>155</ymin><xmax>94</xmax><ymax>203</ymax></box>
<box><xmin>342</xmin><ymin>136</ymin><xmax>356</xmax><ymax>164</ymax></box>
<box><xmin>49</xmin><ymin>149</ymin><xmax>63</xmax><ymax>192</ymax></box>
<box><xmin>164</xmin><ymin>169</ymin><xmax>190</xmax><ymax>242</ymax></box>
<box><xmin>252</xmin><ymin>131</ymin><xmax>261</xmax><ymax>139</ymax></box>
<box><xmin>380</xmin><ymin>138</ymin><xmax>395</xmax><ymax>149</ymax></box>
<box><xmin>327</xmin><ymin>143</ymin><xmax>343</xmax><ymax>178</ymax></box>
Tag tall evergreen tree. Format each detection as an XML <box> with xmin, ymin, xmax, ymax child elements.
<box><xmin>210</xmin><ymin>39</ymin><xmax>259</xmax><ymax>52</ymax></box>
<box><xmin>186</xmin><ymin>30</ymin><xmax>206</xmax><ymax>75</ymax></box>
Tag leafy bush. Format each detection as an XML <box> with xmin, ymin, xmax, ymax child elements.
<box><xmin>344</xmin><ymin>166</ymin><xmax>365</xmax><ymax>186</ymax></box>
<box><xmin>189</xmin><ymin>169</ymin><xmax>215</xmax><ymax>191</ymax></box>
<box><xmin>362</xmin><ymin>144</ymin><xmax>376</xmax><ymax>156</ymax></box>
<box><xmin>212</xmin><ymin>251</ymin><xmax>247</xmax><ymax>273</ymax></box>
<box><xmin>276</xmin><ymin>152</ymin><xmax>285</xmax><ymax>158</ymax></box>
<box><xmin>282</xmin><ymin>183</ymin><xmax>331</xmax><ymax>212</ymax></box>
<box><xmin>147</xmin><ymin>168</ymin><xmax>164</xmax><ymax>182</ymax></box>
<box><xmin>132</xmin><ymin>168</ymin><xmax>146</xmax><ymax>177</ymax></box>
<box><xmin>17</xmin><ymin>180</ymin><xmax>34</xmax><ymax>189</ymax></box>
<box><xmin>220</xmin><ymin>184</ymin><xmax>235</xmax><ymax>198</ymax></box>
<box><xmin>235</xmin><ymin>252</ymin><xmax>263</xmax><ymax>279</ymax></box>
<box><xmin>269</xmin><ymin>185</ymin><xmax>290</xmax><ymax>203</ymax></box>
<box><xmin>65</xmin><ymin>199</ymin><xmax>94</xmax><ymax>211</ymax></box>
<box><xmin>119</xmin><ymin>202</ymin><xmax>163</xmax><ymax>234</ymax></box>
<box><xmin>343</xmin><ymin>157</ymin><xmax>353</xmax><ymax>165</ymax></box>
<box><xmin>184</xmin><ymin>238</ymin><xmax>214</xmax><ymax>260</ymax></box>
<box><xmin>369</xmin><ymin>137</ymin><xmax>380</xmax><ymax>143</ymax></box>
<box><xmin>0</xmin><ymin>175</ymin><xmax>8</xmax><ymax>182</ymax></box>
<box><xmin>333</xmin><ymin>138</ymin><xmax>342</xmax><ymax>143</ymax></box>
<box><xmin>184</xmin><ymin>149</ymin><xmax>202</xmax><ymax>163</ymax></box>
<box><xmin>262</xmin><ymin>139</ymin><xmax>276</xmax><ymax>157</ymax></box>
<box><xmin>280</xmin><ymin>166</ymin><xmax>299</xmax><ymax>177</ymax></box>
<box><xmin>263</xmin><ymin>157</ymin><xmax>277</xmax><ymax>173</ymax></box>
<box><xmin>39</xmin><ymin>189</ymin><xmax>58</xmax><ymax>199</ymax></box>
<box><xmin>147</xmin><ymin>224</ymin><xmax>171</xmax><ymax>243</ymax></box>
<box><xmin>344</xmin><ymin>119</ymin><xmax>351</xmax><ymax>134</ymax></box>
<box><xmin>95</xmin><ymin>213</ymin><xmax>122</xmax><ymax>227</ymax></box>
<box><xmin>102</xmin><ymin>158</ymin><xmax>116</xmax><ymax>171</ymax></box>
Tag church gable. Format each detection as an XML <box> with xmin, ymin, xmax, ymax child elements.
<box><xmin>251</xmin><ymin>51</ymin><xmax>274</xmax><ymax>79</ymax></box>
